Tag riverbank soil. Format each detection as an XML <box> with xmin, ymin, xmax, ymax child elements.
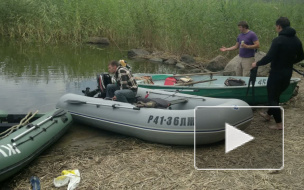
<box><xmin>1</xmin><ymin>69</ymin><xmax>304</xmax><ymax>189</ymax></box>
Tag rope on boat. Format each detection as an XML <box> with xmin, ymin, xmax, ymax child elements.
<box><xmin>0</xmin><ymin>110</ymin><xmax>39</xmax><ymax>139</ymax></box>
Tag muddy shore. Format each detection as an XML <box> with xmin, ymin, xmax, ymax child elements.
<box><xmin>1</xmin><ymin>69</ymin><xmax>304</xmax><ymax>190</ymax></box>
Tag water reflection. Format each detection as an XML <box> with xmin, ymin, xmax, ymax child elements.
<box><xmin>0</xmin><ymin>40</ymin><xmax>178</xmax><ymax>112</ymax></box>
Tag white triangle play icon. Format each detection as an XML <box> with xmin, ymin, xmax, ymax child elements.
<box><xmin>225</xmin><ymin>123</ymin><xmax>254</xmax><ymax>153</ymax></box>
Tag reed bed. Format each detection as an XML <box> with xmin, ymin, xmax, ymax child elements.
<box><xmin>1</xmin><ymin>0</ymin><xmax>303</xmax><ymax>58</ymax></box>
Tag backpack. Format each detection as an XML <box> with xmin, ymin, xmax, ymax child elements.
<box><xmin>224</xmin><ymin>77</ymin><xmax>246</xmax><ymax>86</ymax></box>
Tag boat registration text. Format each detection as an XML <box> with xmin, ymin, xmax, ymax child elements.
<box><xmin>148</xmin><ymin>115</ymin><xmax>194</xmax><ymax>126</ymax></box>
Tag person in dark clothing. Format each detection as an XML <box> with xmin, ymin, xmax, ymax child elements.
<box><xmin>106</xmin><ymin>60</ymin><xmax>138</xmax><ymax>102</ymax></box>
<box><xmin>252</xmin><ymin>17</ymin><xmax>304</xmax><ymax>130</ymax></box>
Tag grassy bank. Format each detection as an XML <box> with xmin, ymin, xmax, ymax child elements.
<box><xmin>0</xmin><ymin>0</ymin><xmax>303</xmax><ymax>58</ymax></box>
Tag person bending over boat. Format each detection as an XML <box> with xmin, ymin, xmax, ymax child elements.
<box><xmin>252</xmin><ymin>17</ymin><xmax>304</xmax><ymax>130</ymax></box>
<box><xmin>106</xmin><ymin>60</ymin><xmax>138</xmax><ymax>102</ymax></box>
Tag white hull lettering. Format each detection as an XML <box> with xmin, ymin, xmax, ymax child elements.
<box><xmin>258</xmin><ymin>79</ymin><xmax>267</xmax><ymax>85</ymax></box>
<box><xmin>0</xmin><ymin>149</ymin><xmax>8</xmax><ymax>157</ymax></box>
<box><xmin>0</xmin><ymin>144</ymin><xmax>21</xmax><ymax>157</ymax></box>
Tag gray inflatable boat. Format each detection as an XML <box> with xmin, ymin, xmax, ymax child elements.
<box><xmin>56</xmin><ymin>88</ymin><xmax>253</xmax><ymax>145</ymax></box>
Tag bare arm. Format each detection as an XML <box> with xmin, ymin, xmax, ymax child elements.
<box><xmin>241</xmin><ymin>40</ymin><xmax>260</xmax><ymax>49</ymax></box>
<box><xmin>220</xmin><ymin>42</ymin><xmax>239</xmax><ymax>52</ymax></box>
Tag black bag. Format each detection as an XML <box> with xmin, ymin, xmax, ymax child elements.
<box><xmin>224</xmin><ymin>77</ymin><xmax>246</xmax><ymax>86</ymax></box>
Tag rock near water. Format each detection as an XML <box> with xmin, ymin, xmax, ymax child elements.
<box><xmin>128</xmin><ymin>49</ymin><xmax>150</xmax><ymax>58</ymax></box>
<box><xmin>206</xmin><ymin>55</ymin><xmax>229</xmax><ymax>72</ymax></box>
<box><xmin>223</xmin><ymin>51</ymin><xmax>270</xmax><ymax>77</ymax></box>
<box><xmin>180</xmin><ymin>54</ymin><xmax>195</xmax><ymax>64</ymax></box>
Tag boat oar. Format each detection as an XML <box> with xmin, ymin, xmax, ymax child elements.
<box><xmin>171</xmin><ymin>72</ymin><xmax>218</xmax><ymax>77</ymax></box>
<box><xmin>11</xmin><ymin>109</ymin><xmax>66</xmax><ymax>143</ymax></box>
<box><xmin>151</xmin><ymin>72</ymin><xmax>218</xmax><ymax>81</ymax></box>
<box><xmin>174</xmin><ymin>79</ymin><xmax>217</xmax><ymax>86</ymax></box>
<box><xmin>65</xmin><ymin>100</ymin><xmax>140</xmax><ymax>110</ymax></box>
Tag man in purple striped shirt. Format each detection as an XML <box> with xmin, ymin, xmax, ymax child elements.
<box><xmin>220</xmin><ymin>21</ymin><xmax>260</xmax><ymax>76</ymax></box>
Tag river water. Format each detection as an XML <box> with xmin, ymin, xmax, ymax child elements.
<box><xmin>0</xmin><ymin>40</ymin><xmax>178</xmax><ymax>113</ymax></box>
<box><xmin>0</xmin><ymin>40</ymin><xmax>183</xmax><ymax>185</ymax></box>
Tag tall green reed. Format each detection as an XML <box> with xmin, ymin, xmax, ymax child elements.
<box><xmin>0</xmin><ymin>0</ymin><xmax>303</xmax><ymax>58</ymax></box>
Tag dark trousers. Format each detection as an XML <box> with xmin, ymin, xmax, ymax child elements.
<box><xmin>106</xmin><ymin>84</ymin><xmax>136</xmax><ymax>103</ymax></box>
<box><xmin>267</xmin><ymin>70</ymin><xmax>292</xmax><ymax>123</ymax></box>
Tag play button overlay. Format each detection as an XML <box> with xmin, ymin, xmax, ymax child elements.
<box><xmin>225</xmin><ymin>123</ymin><xmax>254</xmax><ymax>153</ymax></box>
<box><xmin>194</xmin><ymin>106</ymin><xmax>284</xmax><ymax>170</ymax></box>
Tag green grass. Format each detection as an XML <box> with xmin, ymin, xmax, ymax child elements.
<box><xmin>0</xmin><ymin>0</ymin><xmax>303</xmax><ymax>58</ymax></box>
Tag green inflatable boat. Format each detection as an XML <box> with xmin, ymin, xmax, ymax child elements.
<box><xmin>0</xmin><ymin>109</ymin><xmax>73</xmax><ymax>182</ymax></box>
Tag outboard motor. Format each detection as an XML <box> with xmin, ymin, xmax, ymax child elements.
<box><xmin>96</xmin><ymin>73</ymin><xmax>112</xmax><ymax>98</ymax></box>
<box><xmin>82</xmin><ymin>73</ymin><xmax>112</xmax><ymax>98</ymax></box>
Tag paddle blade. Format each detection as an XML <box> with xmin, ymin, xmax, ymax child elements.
<box><xmin>52</xmin><ymin>109</ymin><xmax>66</xmax><ymax>118</ymax></box>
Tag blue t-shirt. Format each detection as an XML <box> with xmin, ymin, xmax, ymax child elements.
<box><xmin>237</xmin><ymin>31</ymin><xmax>258</xmax><ymax>58</ymax></box>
